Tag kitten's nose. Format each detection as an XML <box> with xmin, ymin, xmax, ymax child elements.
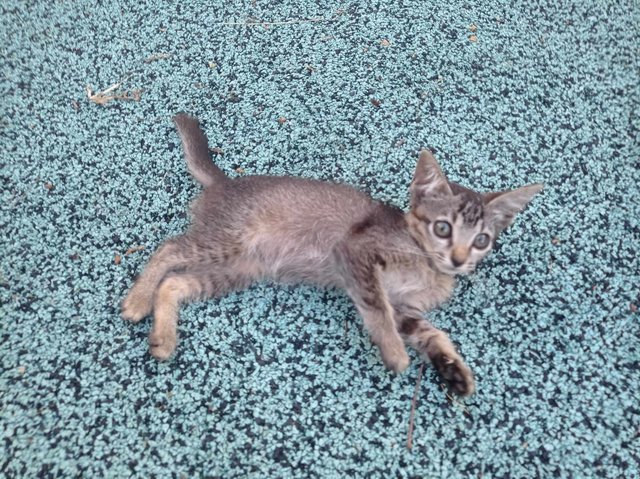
<box><xmin>451</xmin><ymin>247</ymin><xmax>467</xmax><ymax>268</ymax></box>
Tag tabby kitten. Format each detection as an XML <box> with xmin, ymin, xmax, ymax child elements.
<box><xmin>122</xmin><ymin>114</ymin><xmax>542</xmax><ymax>396</ymax></box>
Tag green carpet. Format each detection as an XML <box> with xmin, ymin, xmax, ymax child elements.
<box><xmin>1</xmin><ymin>1</ymin><xmax>639</xmax><ymax>477</ymax></box>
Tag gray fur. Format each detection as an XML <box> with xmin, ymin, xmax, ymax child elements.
<box><xmin>122</xmin><ymin>115</ymin><xmax>543</xmax><ymax>396</ymax></box>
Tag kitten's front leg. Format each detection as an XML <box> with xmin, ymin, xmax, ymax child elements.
<box><xmin>399</xmin><ymin>313</ymin><xmax>475</xmax><ymax>396</ymax></box>
<box><xmin>342</xmin><ymin>264</ymin><xmax>410</xmax><ymax>373</ymax></box>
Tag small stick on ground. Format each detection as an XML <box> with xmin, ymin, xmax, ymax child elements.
<box><xmin>343</xmin><ymin>317</ymin><xmax>349</xmax><ymax>341</ymax></box>
<box><xmin>213</xmin><ymin>16</ymin><xmax>339</xmax><ymax>26</ymax></box>
<box><xmin>407</xmin><ymin>362</ymin><xmax>425</xmax><ymax>451</ymax></box>
<box><xmin>86</xmin><ymin>83</ymin><xmax>142</xmax><ymax>106</ymax></box>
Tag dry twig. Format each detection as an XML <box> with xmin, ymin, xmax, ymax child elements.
<box><xmin>407</xmin><ymin>362</ymin><xmax>425</xmax><ymax>450</ymax></box>
<box><xmin>86</xmin><ymin>83</ymin><xmax>142</xmax><ymax>105</ymax></box>
<box><xmin>213</xmin><ymin>16</ymin><xmax>339</xmax><ymax>26</ymax></box>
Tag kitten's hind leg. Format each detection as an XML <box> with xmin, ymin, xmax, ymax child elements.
<box><xmin>399</xmin><ymin>314</ymin><xmax>475</xmax><ymax>396</ymax></box>
<box><xmin>149</xmin><ymin>273</ymin><xmax>206</xmax><ymax>360</ymax></box>
<box><xmin>122</xmin><ymin>236</ymin><xmax>192</xmax><ymax>323</ymax></box>
<box><xmin>149</xmin><ymin>262</ymin><xmax>259</xmax><ymax>360</ymax></box>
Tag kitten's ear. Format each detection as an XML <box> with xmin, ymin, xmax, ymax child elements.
<box><xmin>484</xmin><ymin>183</ymin><xmax>543</xmax><ymax>232</ymax></box>
<box><xmin>411</xmin><ymin>149</ymin><xmax>452</xmax><ymax>202</ymax></box>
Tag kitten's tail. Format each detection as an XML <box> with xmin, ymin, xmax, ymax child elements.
<box><xmin>173</xmin><ymin>113</ymin><xmax>228</xmax><ymax>188</ymax></box>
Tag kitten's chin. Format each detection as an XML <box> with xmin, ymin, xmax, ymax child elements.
<box><xmin>436</xmin><ymin>263</ymin><xmax>474</xmax><ymax>276</ymax></box>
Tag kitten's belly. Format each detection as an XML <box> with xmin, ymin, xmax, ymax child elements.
<box><xmin>240</xmin><ymin>213</ymin><xmax>352</xmax><ymax>288</ymax></box>
<box><xmin>382</xmin><ymin>266</ymin><xmax>454</xmax><ymax>312</ymax></box>
<box><xmin>245</xmin><ymin>231</ymin><xmax>343</xmax><ymax>287</ymax></box>
<box><xmin>264</xmin><ymin>251</ymin><xmax>342</xmax><ymax>287</ymax></box>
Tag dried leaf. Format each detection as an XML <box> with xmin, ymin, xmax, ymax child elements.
<box><xmin>469</xmin><ymin>34</ymin><xmax>478</xmax><ymax>42</ymax></box>
<box><xmin>380</xmin><ymin>39</ymin><xmax>390</xmax><ymax>47</ymax></box>
<box><xmin>278</xmin><ymin>117</ymin><xmax>287</xmax><ymax>124</ymax></box>
<box><xmin>370</xmin><ymin>98</ymin><xmax>382</xmax><ymax>108</ymax></box>
<box><xmin>114</xmin><ymin>254</ymin><xmax>122</xmax><ymax>265</ymax></box>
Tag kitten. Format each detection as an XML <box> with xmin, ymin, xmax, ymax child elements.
<box><xmin>122</xmin><ymin>114</ymin><xmax>542</xmax><ymax>396</ymax></box>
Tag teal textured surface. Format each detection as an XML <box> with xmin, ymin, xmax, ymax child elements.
<box><xmin>1</xmin><ymin>1</ymin><xmax>639</xmax><ymax>477</ymax></box>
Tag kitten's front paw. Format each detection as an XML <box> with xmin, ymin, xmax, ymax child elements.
<box><xmin>432</xmin><ymin>354</ymin><xmax>475</xmax><ymax>396</ymax></box>
<box><xmin>121</xmin><ymin>289</ymin><xmax>152</xmax><ymax>323</ymax></box>
<box><xmin>148</xmin><ymin>329</ymin><xmax>177</xmax><ymax>361</ymax></box>
<box><xmin>380</xmin><ymin>342</ymin><xmax>411</xmax><ymax>373</ymax></box>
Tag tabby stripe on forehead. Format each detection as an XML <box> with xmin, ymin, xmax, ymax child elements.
<box><xmin>458</xmin><ymin>198</ymin><xmax>483</xmax><ymax>226</ymax></box>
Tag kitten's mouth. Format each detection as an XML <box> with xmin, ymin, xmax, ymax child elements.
<box><xmin>436</xmin><ymin>262</ymin><xmax>473</xmax><ymax>276</ymax></box>
<box><xmin>437</xmin><ymin>265</ymin><xmax>461</xmax><ymax>276</ymax></box>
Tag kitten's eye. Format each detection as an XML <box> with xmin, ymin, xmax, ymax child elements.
<box><xmin>473</xmin><ymin>233</ymin><xmax>490</xmax><ymax>249</ymax></box>
<box><xmin>433</xmin><ymin>221</ymin><xmax>452</xmax><ymax>238</ymax></box>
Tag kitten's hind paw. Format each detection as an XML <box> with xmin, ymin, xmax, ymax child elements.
<box><xmin>432</xmin><ymin>354</ymin><xmax>475</xmax><ymax>396</ymax></box>
<box><xmin>121</xmin><ymin>290</ymin><xmax>152</xmax><ymax>323</ymax></box>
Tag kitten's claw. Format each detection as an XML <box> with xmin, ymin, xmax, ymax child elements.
<box><xmin>121</xmin><ymin>290</ymin><xmax>152</xmax><ymax>323</ymax></box>
<box><xmin>432</xmin><ymin>354</ymin><xmax>475</xmax><ymax>396</ymax></box>
<box><xmin>148</xmin><ymin>330</ymin><xmax>177</xmax><ymax>361</ymax></box>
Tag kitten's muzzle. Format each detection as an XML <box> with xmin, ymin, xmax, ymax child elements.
<box><xmin>450</xmin><ymin>255</ymin><xmax>464</xmax><ymax>268</ymax></box>
<box><xmin>450</xmin><ymin>246</ymin><xmax>468</xmax><ymax>268</ymax></box>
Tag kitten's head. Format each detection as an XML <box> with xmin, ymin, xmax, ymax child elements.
<box><xmin>407</xmin><ymin>149</ymin><xmax>543</xmax><ymax>275</ymax></box>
